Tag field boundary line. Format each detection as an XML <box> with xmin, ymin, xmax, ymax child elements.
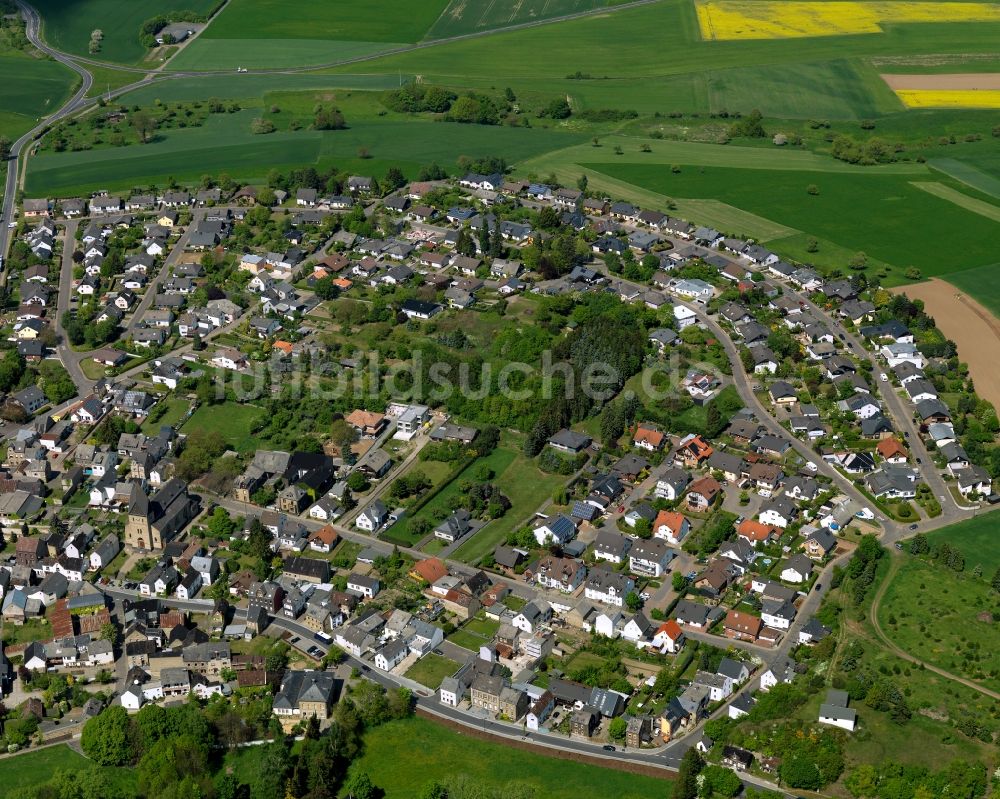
<box><xmin>909</xmin><ymin>181</ymin><xmax>1000</xmax><ymax>223</ymax></box>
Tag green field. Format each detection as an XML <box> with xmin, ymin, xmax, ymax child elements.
<box><xmin>168</xmin><ymin>0</ymin><xmax>448</xmax><ymax>69</ymax></box>
<box><xmin>0</xmin><ymin>744</ymin><xmax>138</xmax><ymax>795</ymax></box>
<box><xmin>168</xmin><ymin>38</ymin><xmax>399</xmax><ymax>71</ymax></box>
<box><xmin>347</xmin><ymin>716</ymin><xmax>674</xmax><ymax>798</ymax></box>
<box><xmin>201</xmin><ymin>0</ymin><xmax>447</xmax><ymax>42</ymax></box>
<box><xmin>24</xmin><ymin>108</ymin><xmax>585</xmax><ymax>196</ymax></box>
<box><xmin>402</xmin><ymin>653</ymin><xmax>460</xmax><ymax>690</ymax></box>
<box><xmin>426</xmin><ymin>0</ymin><xmax>618</xmax><ymax>40</ymax></box>
<box><xmin>924</xmin><ymin>511</ymin><xmax>1000</xmax><ymax>575</ymax></box>
<box><xmin>180</xmin><ymin>400</ymin><xmax>263</xmax><ymax>453</ymax></box>
<box><xmin>947</xmin><ymin>264</ymin><xmax>1000</xmax><ymax>317</ymax></box>
<box><xmin>930</xmin><ymin>158</ymin><xmax>1000</xmax><ymax>200</ymax></box>
<box><xmin>878</xmin><ymin>557</ymin><xmax>1000</xmax><ymax>692</ymax></box>
<box><xmin>587</xmin><ymin>161</ymin><xmax>1000</xmax><ymax>278</ymax></box>
<box><xmin>34</xmin><ymin>0</ymin><xmax>221</xmax><ymax>64</ymax></box>
<box><xmin>0</xmin><ymin>54</ymin><xmax>76</xmax><ymax>141</ymax></box>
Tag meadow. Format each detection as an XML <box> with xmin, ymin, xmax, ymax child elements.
<box><xmin>34</xmin><ymin>0</ymin><xmax>221</xmax><ymax>64</ymax></box>
<box><xmin>402</xmin><ymin>653</ymin><xmax>460</xmax><ymax>689</ymax></box>
<box><xmin>878</xmin><ymin>557</ymin><xmax>1000</xmax><ymax>692</ymax></box>
<box><xmin>347</xmin><ymin>716</ymin><xmax>674</xmax><ymax>799</ymax></box>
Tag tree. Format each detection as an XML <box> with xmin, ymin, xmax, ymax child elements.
<box><xmin>130</xmin><ymin>109</ymin><xmax>157</xmax><ymax>143</ymax></box>
<box><xmin>624</xmin><ymin>591</ymin><xmax>642</xmax><ymax>612</ymax></box>
<box><xmin>992</xmin><ymin>565</ymin><xmax>1000</xmax><ymax>594</ymax></box>
<box><xmin>101</xmin><ymin>622</ymin><xmax>120</xmax><ymax>647</ymax></box>
<box><xmin>0</xmin><ymin>136</ymin><xmax>10</xmax><ymax>161</ymax></box>
<box><xmin>81</xmin><ymin>705</ymin><xmax>135</xmax><ymax>765</ymax></box>
<box><xmin>781</xmin><ymin>754</ymin><xmax>823</xmax><ymax>790</ymax></box>
<box><xmin>675</xmin><ymin>748</ymin><xmax>705</xmax><ymax>799</ymax></box>
<box><xmin>344</xmin><ymin>770</ymin><xmax>377</xmax><ymax>799</ymax></box>
<box><xmin>383</xmin><ymin>166</ymin><xmax>405</xmax><ymax>192</ymax></box>
<box><xmin>672</xmin><ymin>571</ymin><xmax>687</xmax><ymax>592</ymax></box>
<box><xmin>347</xmin><ymin>471</ymin><xmax>370</xmax><ymax>492</ymax></box>
<box><xmin>314</xmin><ymin>106</ymin><xmax>347</xmax><ymax>130</ymax></box>
<box><xmin>607</xmin><ymin>716</ymin><xmax>627</xmax><ymax>741</ymax></box>
<box><xmin>701</xmin><ymin>764</ymin><xmax>742</xmax><ymax>798</ymax></box>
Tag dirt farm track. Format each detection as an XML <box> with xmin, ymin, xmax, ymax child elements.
<box><xmin>893</xmin><ymin>279</ymin><xmax>1000</xmax><ymax>413</ymax></box>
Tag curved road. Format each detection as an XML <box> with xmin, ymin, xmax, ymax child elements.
<box><xmin>0</xmin><ymin>2</ymin><xmax>93</xmax><ymax>261</ymax></box>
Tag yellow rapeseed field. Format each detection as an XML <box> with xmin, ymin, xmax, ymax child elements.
<box><xmin>695</xmin><ymin>0</ymin><xmax>1000</xmax><ymax>40</ymax></box>
<box><xmin>896</xmin><ymin>89</ymin><xmax>1000</xmax><ymax>108</ymax></box>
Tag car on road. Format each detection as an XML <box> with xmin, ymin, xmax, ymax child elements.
<box><xmin>617</xmin><ymin>506</ymin><xmax>625</xmax><ymax>513</ymax></box>
<box><xmin>639</xmin><ymin>592</ymin><xmax>651</xmax><ymax>601</ymax></box>
<box><xmin>603</xmin><ymin>745</ymin><xmax>616</xmax><ymax>752</ymax></box>
<box><xmin>909</xmin><ymin>523</ymin><xmax>918</xmax><ymax>530</ymax></box>
<box><xmin>895</xmin><ymin>542</ymin><xmax>903</xmax><ymax>550</ymax></box>
<box><xmin>838</xmin><ymin>333</ymin><xmax>845</xmax><ymax>340</ymax></box>
<box><xmin>879</xmin><ymin>373</ymin><xmax>888</xmax><ymax>381</ymax></box>
<box><xmin>915</xmin><ymin>457</ymin><xmax>921</xmax><ymax>464</ymax></box>
<box><xmin>815</xmin><ymin>583</ymin><xmax>822</xmax><ymax>591</ymax></box>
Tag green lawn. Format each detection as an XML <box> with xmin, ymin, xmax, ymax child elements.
<box><xmin>451</xmin><ymin>449</ymin><xmax>569</xmax><ymax>565</ymax></box>
<box><xmin>445</xmin><ymin>628</ymin><xmax>486</xmax><ymax>651</ymax></box>
<box><xmin>923</xmin><ymin>511</ymin><xmax>1000</xmax><ymax>575</ymax></box>
<box><xmin>402</xmin><ymin>653</ymin><xmax>460</xmax><ymax>690</ymax></box>
<box><xmin>141</xmin><ymin>396</ymin><xmax>193</xmax><ymax>434</ymax></box>
<box><xmin>180</xmin><ymin>400</ymin><xmax>263</xmax><ymax>453</ymax></box>
<box><xmin>34</xmin><ymin>0</ymin><xmax>221</xmax><ymax>64</ymax></box>
<box><xmin>878</xmin><ymin>557</ymin><xmax>1000</xmax><ymax>691</ymax></box>
<box><xmin>347</xmin><ymin>716</ymin><xmax>674</xmax><ymax>799</ymax></box>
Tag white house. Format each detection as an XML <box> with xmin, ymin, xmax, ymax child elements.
<box><xmin>819</xmin><ymin>689</ymin><xmax>856</xmax><ymax>732</ymax></box>
<box><xmin>532</xmin><ymin>515</ymin><xmax>576</xmax><ymax>547</ymax></box>
<box><xmin>673</xmin><ymin>305</ymin><xmax>697</xmax><ymax>330</ymax></box>
<box><xmin>355</xmin><ymin>500</ymin><xmax>388</xmax><ymax>532</ymax></box>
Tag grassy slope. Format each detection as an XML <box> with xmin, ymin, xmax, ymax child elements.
<box><xmin>347</xmin><ymin>716</ymin><xmax>674</xmax><ymax>799</ymax></box>
<box><xmin>878</xmin><ymin>557</ymin><xmax>1000</xmax><ymax>692</ymax></box>
<box><xmin>34</xmin><ymin>0</ymin><xmax>220</xmax><ymax>64</ymax></box>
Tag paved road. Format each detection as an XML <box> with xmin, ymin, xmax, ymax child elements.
<box><xmin>125</xmin><ymin>217</ymin><xmax>198</xmax><ymax>335</ymax></box>
<box><xmin>0</xmin><ymin>2</ymin><xmax>93</xmax><ymax>261</ymax></box>
<box><xmin>786</xmin><ymin>289</ymin><xmax>973</xmax><ymax>520</ymax></box>
<box><xmin>53</xmin><ymin>218</ymin><xmax>95</xmax><ymax>392</ymax></box>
